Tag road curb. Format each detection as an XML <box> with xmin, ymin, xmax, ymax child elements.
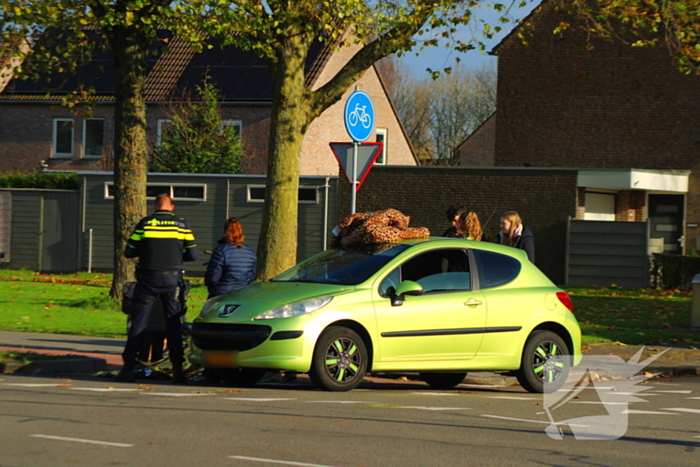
<box><xmin>0</xmin><ymin>357</ymin><xmax>107</xmax><ymax>374</ymax></box>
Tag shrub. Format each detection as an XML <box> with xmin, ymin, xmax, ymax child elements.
<box><xmin>650</xmin><ymin>253</ymin><xmax>700</xmax><ymax>290</ymax></box>
<box><xmin>0</xmin><ymin>171</ymin><xmax>79</xmax><ymax>190</ymax></box>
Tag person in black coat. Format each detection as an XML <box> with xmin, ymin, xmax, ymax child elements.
<box><xmin>442</xmin><ymin>204</ymin><xmax>467</xmax><ymax>238</ymax></box>
<box><xmin>205</xmin><ymin>218</ymin><xmax>257</xmax><ymax>298</ymax></box>
<box><xmin>497</xmin><ymin>211</ymin><xmax>535</xmax><ymax>263</ymax></box>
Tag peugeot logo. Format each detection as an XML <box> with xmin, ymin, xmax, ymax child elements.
<box><xmin>219</xmin><ymin>304</ymin><xmax>239</xmax><ymax>317</ymax></box>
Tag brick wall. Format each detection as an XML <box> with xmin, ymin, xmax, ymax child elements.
<box><xmin>337</xmin><ymin>165</ymin><xmax>578</xmax><ymax>284</ymax></box>
<box><xmin>495</xmin><ymin>2</ymin><xmax>700</xmax><ymax>171</ymax></box>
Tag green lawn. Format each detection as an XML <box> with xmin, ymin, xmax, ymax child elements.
<box><xmin>0</xmin><ymin>270</ymin><xmax>208</xmax><ymax>337</ymax></box>
<box><xmin>0</xmin><ymin>269</ymin><xmax>697</xmax><ymax>346</ymax></box>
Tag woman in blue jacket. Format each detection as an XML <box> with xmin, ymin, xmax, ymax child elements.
<box><xmin>205</xmin><ymin>218</ymin><xmax>257</xmax><ymax>298</ymax></box>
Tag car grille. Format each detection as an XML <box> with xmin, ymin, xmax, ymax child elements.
<box><xmin>191</xmin><ymin>323</ymin><xmax>272</xmax><ymax>351</ymax></box>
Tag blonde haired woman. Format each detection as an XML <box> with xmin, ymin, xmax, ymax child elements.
<box><xmin>498</xmin><ymin>211</ymin><xmax>535</xmax><ymax>262</ymax></box>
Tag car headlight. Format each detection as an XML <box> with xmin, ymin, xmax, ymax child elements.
<box><xmin>253</xmin><ymin>296</ymin><xmax>333</xmax><ymax>320</ymax></box>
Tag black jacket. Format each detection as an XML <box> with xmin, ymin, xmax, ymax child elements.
<box><xmin>497</xmin><ymin>227</ymin><xmax>535</xmax><ymax>263</ymax></box>
<box><xmin>124</xmin><ymin>210</ymin><xmax>198</xmax><ymax>271</ymax></box>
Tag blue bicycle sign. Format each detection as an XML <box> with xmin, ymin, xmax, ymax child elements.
<box><xmin>344</xmin><ymin>90</ymin><xmax>375</xmax><ymax>142</ymax></box>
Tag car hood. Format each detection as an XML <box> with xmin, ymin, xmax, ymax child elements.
<box><xmin>198</xmin><ymin>281</ymin><xmax>354</xmax><ymax>321</ymax></box>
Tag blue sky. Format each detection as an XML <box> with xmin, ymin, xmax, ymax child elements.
<box><xmin>399</xmin><ymin>1</ymin><xmax>539</xmax><ymax>75</ymax></box>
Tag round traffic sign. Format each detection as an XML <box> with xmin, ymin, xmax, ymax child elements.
<box><xmin>344</xmin><ymin>90</ymin><xmax>375</xmax><ymax>142</ymax></box>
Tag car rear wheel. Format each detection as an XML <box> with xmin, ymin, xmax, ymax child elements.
<box><xmin>309</xmin><ymin>327</ymin><xmax>368</xmax><ymax>392</ymax></box>
<box><xmin>420</xmin><ymin>372</ymin><xmax>468</xmax><ymax>389</ymax></box>
<box><xmin>516</xmin><ymin>330</ymin><xmax>570</xmax><ymax>393</ymax></box>
<box><xmin>215</xmin><ymin>368</ymin><xmax>266</xmax><ymax>387</ymax></box>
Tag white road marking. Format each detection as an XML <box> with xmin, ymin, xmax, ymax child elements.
<box><xmin>396</xmin><ymin>406</ymin><xmax>470</xmax><ymax>411</ymax></box>
<box><xmin>223</xmin><ymin>398</ymin><xmax>296</xmax><ymax>402</ymax></box>
<box><xmin>481</xmin><ymin>414</ymin><xmax>589</xmax><ymax>427</ymax></box>
<box><xmin>661</xmin><ymin>408</ymin><xmax>700</xmax><ymax>414</ymax></box>
<box><xmin>686</xmin><ymin>397</ymin><xmax>700</xmax><ymax>400</ymax></box>
<box><xmin>70</xmin><ymin>387</ymin><xmax>141</xmax><ymax>392</ymax></box>
<box><xmin>651</xmin><ymin>390</ymin><xmax>692</xmax><ymax>394</ymax></box>
<box><xmin>308</xmin><ymin>400</ymin><xmax>375</xmax><ymax>404</ymax></box>
<box><xmin>569</xmin><ymin>401</ymin><xmax>628</xmax><ymax>405</ymax></box>
<box><xmin>602</xmin><ymin>392</ymin><xmax>659</xmax><ymax>396</ymax></box>
<box><xmin>140</xmin><ymin>392</ymin><xmax>212</xmax><ymax>397</ymax></box>
<box><xmin>484</xmin><ymin>396</ymin><xmax>542</xmax><ymax>401</ymax></box>
<box><xmin>458</xmin><ymin>384</ymin><xmax>506</xmax><ymax>389</ymax></box>
<box><xmin>557</xmin><ymin>386</ymin><xmax>617</xmax><ymax>391</ymax></box>
<box><xmin>1</xmin><ymin>383</ymin><xmax>70</xmax><ymax>387</ymax></box>
<box><xmin>229</xmin><ymin>455</ymin><xmax>337</xmax><ymax>467</ymax></box>
<box><xmin>623</xmin><ymin>410</ymin><xmax>677</xmax><ymax>415</ymax></box>
<box><xmin>413</xmin><ymin>392</ymin><xmax>460</xmax><ymax>396</ymax></box>
<box><xmin>30</xmin><ymin>434</ymin><xmax>133</xmax><ymax>447</ymax></box>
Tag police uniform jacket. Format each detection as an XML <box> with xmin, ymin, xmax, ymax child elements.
<box><xmin>125</xmin><ymin>210</ymin><xmax>198</xmax><ymax>271</ymax></box>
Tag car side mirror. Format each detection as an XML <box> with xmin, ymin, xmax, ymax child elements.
<box><xmin>391</xmin><ymin>280</ymin><xmax>423</xmax><ymax>306</ymax></box>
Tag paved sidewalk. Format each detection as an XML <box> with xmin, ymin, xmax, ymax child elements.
<box><xmin>1</xmin><ymin>331</ymin><xmax>698</xmax><ymax>384</ymax></box>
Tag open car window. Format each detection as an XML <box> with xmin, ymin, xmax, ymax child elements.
<box><xmin>379</xmin><ymin>248</ymin><xmax>470</xmax><ymax>296</ymax></box>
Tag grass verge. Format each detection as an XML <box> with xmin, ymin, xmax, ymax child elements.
<box><xmin>0</xmin><ymin>270</ymin><xmax>698</xmax><ymax>346</ymax></box>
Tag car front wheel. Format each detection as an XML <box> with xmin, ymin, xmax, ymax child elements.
<box><xmin>309</xmin><ymin>327</ymin><xmax>368</xmax><ymax>392</ymax></box>
<box><xmin>516</xmin><ymin>330</ymin><xmax>570</xmax><ymax>393</ymax></box>
<box><xmin>420</xmin><ymin>372</ymin><xmax>468</xmax><ymax>389</ymax></box>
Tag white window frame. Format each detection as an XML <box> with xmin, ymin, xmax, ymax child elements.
<box><xmin>52</xmin><ymin>118</ymin><xmax>74</xmax><ymax>158</ymax></box>
<box><xmin>246</xmin><ymin>184</ymin><xmax>318</xmax><ymax>204</ymax></box>
<box><xmin>82</xmin><ymin>118</ymin><xmax>105</xmax><ymax>158</ymax></box>
<box><xmin>156</xmin><ymin>119</ymin><xmax>172</xmax><ymax>146</ymax></box>
<box><xmin>221</xmin><ymin>119</ymin><xmax>242</xmax><ymax>137</ymax></box>
<box><xmin>375</xmin><ymin>127</ymin><xmax>387</xmax><ymax>165</ymax></box>
<box><xmin>104</xmin><ymin>182</ymin><xmax>207</xmax><ymax>201</ymax></box>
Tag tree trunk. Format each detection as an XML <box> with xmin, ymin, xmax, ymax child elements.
<box><xmin>256</xmin><ymin>36</ymin><xmax>312</xmax><ymax>280</ymax></box>
<box><xmin>107</xmin><ymin>28</ymin><xmax>149</xmax><ymax>298</ymax></box>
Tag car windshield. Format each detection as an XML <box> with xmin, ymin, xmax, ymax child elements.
<box><xmin>273</xmin><ymin>244</ymin><xmax>411</xmax><ymax>285</ymax></box>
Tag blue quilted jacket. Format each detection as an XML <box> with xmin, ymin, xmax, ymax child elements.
<box><xmin>204</xmin><ymin>242</ymin><xmax>257</xmax><ymax>298</ymax></box>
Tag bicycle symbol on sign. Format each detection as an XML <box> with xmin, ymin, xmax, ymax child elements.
<box><xmin>348</xmin><ymin>103</ymin><xmax>372</xmax><ymax>129</ymax></box>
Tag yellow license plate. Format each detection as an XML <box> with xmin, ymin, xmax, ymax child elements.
<box><xmin>202</xmin><ymin>350</ymin><xmax>239</xmax><ymax>368</ymax></box>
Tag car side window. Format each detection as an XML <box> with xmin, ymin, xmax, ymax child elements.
<box><xmin>379</xmin><ymin>267</ymin><xmax>401</xmax><ymax>298</ymax></box>
<box><xmin>473</xmin><ymin>249</ymin><xmax>521</xmax><ymax>289</ymax></box>
<box><xmin>383</xmin><ymin>249</ymin><xmax>470</xmax><ymax>295</ymax></box>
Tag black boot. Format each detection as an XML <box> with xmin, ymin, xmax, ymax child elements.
<box><xmin>172</xmin><ymin>370</ymin><xmax>188</xmax><ymax>384</ymax></box>
<box><xmin>113</xmin><ymin>367</ymin><xmax>135</xmax><ymax>382</ymax></box>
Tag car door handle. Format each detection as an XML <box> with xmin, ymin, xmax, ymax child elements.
<box><xmin>464</xmin><ymin>299</ymin><xmax>483</xmax><ymax>307</ymax></box>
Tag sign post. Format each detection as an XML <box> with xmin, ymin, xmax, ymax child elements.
<box><xmin>343</xmin><ymin>89</ymin><xmax>375</xmax><ymax>214</ymax></box>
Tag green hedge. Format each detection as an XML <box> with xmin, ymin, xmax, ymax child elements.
<box><xmin>0</xmin><ymin>171</ymin><xmax>79</xmax><ymax>190</ymax></box>
<box><xmin>651</xmin><ymin>253</ymin><xmax>700</xmax><ymax>290</ymax></box>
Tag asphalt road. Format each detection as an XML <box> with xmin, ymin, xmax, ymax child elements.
<box><xmin>1</xmin><ymin>373</ymin><xmax>699</xmax><ymax>467</ymax></box>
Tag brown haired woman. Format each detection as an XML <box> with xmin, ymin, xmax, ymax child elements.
<box><xmin>205</xmin><ymin>218</ymin><xmax>257</xmax><ymax>298</ymax></box>
<box><xmin>497</xmin><ymin>211</ymin><xmax>535</xmax><ymax>263</ymax></box>
<box><xmin>457</xmin><ymin>211</ymin><xmax>485</xmax><ymax>241</ymax></box>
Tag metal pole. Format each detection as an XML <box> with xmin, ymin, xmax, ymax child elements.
<box><xmin>351</xmin><ymin>142</ymin><xmax>358</xmax><ymax>214</ymax></box>
<box><xmin>88</xmin><ymin>228</ymin><xmax>93</xmax><ymax>273</ymax></box>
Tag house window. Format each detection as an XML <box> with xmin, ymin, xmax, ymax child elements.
<box><xmin>584</xmin><ymin>192</ymin><xmax>616</xmax><ymax>221</ymax></box>
<box><xmin>53</xmin><ymin>118</ymin><xmax>74</xmax><ymax>158</ymax></box>
<box><xmin>105</xmin><ymin>183</ymin><xmax>206</xmax><ymax>201</ymax></box>
<box><xmin>83</xmin><ymin>119</ymin><xmax>104</xmax><ymax>158</ymax></box>
<box><xmin>247</xmin><ymin>185</ymin><xmax>318</xmax><ymax>204</ymax></box>
<box><xmin>375</xmin><ymin>128</ymin><xmax>387</xmax><ymax>165</ymax></box>
<box><xmin>156</xmin><ymin>119</ymin><xmax>172</xmax><ymax>146</ymax></box>
<box><xmin>221</xmin><ymin>119</ymin><xmax>242</xmax><ymax>137</ymax></box>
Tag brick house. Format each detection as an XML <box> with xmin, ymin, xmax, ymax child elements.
<box><xmin>0</xmin><ymin>33</ymin><xmax>416</xmax><ymax>176</ymax></box>
<box><xmin>459</xmin><ymin>0</ymin><xmax>697</xmax><ymax>255</ymax></box>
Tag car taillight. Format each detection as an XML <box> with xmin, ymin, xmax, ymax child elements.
<box><xmin>556</xmin><ymin>292</ymin><xmax>574</xmax><ymax>313</ymax></box>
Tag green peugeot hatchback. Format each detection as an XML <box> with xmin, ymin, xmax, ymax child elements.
<box><xmin>190</xmin><ymin>238</ymin><xmax>581</xmax><ymax>392</ymax></box>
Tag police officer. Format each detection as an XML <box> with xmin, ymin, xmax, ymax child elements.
<box><xmin>114</xmin><ymin>193</ymin><xmax>197</xmax><ymax>384</ymax></box>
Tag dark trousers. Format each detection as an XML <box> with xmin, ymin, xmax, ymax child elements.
<box><xmin>122</xmin><ymin>275</ymin><xmax>183</xmax><ymax>372</ymax></box>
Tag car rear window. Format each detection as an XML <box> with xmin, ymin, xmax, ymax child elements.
<box><xmin>473</xmin><ymin>249</ymin><xmax>521</xmax><ymax>289</ymax></box>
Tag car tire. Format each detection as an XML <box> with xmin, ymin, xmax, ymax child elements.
<box><xmin>420</xmin><ymin>372</ymin><xmax>468</xmax><ymax>389</ymax></box>
<box><xmin>216</xmin><ymin>368</ymin><xmax>266</xmax><ymax>387</ymax></box>
<box><xmin>309</xmin><ymin>327</ymin><xmax>368</xmax><ymax>392</ymax></box>
<box><xmin>516</xmin><ymin>330</ymin><xmax>570</xmax><ymax>393</ymax></box>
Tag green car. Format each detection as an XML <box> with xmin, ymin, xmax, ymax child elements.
<box><xmin>190</xmin><ymin>238</ymin><xmax>581</xmax><ymax>392</ymax></box>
